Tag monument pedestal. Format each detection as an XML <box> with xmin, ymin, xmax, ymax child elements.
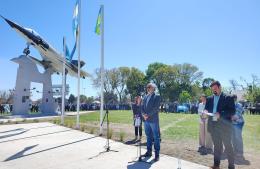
<box><xmin>11</xmin><ymin>55</ymin><xmax>58</xmax><ymax>116</ymax></box>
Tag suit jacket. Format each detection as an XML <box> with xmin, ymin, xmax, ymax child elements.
<box><xmin>205</xmin><ymin>92</ymin><xmax>235</xmax><ymax>133</ymax></box>
<box><xmin>142</xmin><ymin>93</ymin><xmax>161</xmax><ymax>122</ymax></box>
<box><xmin>132</xmin><ymin>104</ymin><xmax>142</xmax><ymax>118</ymax></box>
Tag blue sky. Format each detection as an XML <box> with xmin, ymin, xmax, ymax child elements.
<box><xmin>0</xmin><ymin>0</ymin><xmax>260</xmax><ymax>100</ymax></box>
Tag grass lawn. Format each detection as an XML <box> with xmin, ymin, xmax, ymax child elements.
<box><xmin>2</xmin><ymin>110</ymin><xmax>258</xmax><ymax>168</ymax></box>
<box><xmin>60</xmin><ymin>110</ymin><xmax>260</xmax><ymax>152</ymax></box>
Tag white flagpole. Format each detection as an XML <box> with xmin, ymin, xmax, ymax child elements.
<box><xmin>99</xmin><ymin>5</ymin><xmax>104</xmax><ymax>135</ymax></box>
<box><xmin>76</xmin><ymin>0</ymin><xmax>81</xmax><ymax>129</ymax></box>
<box><xmin>61</xmin><ymin>37</ymin><xmax>66</xmax><ymax>125</ymax></box>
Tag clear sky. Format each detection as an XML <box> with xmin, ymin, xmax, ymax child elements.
<box><xmin>0</xmin><ymin>0</ymin><xmax>259</xmax><ymax>100</ymax></box>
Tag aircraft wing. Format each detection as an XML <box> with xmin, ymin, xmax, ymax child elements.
<box><xmin>1</xmin><ymin>15</ymin><xmax>89</xmax><ymax>78</ymax></box>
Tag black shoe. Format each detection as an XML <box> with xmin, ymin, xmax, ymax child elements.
<box><xmin>200</xmin><ymin>150</ymin><xmax>207</xmax><ymax>155</ymax></box>
<box><xmin>206</xmin><ymin>148</ymin><xmax>213</xmax><ymax>154</ymax></box>
<box><xmin>228</xmin><ymin>165</ymin><xmax>235</xmax><ymax>169</ymax></box>
<box><xmin>198</xmin><ymin>147</ymin><xmax>202</xmax><ymax>152</ymax></box>
<box><xmin>154</xmin><ymin>155</ymin><xmax>160</xmax><ymax>162</ymax></box>
<box><xmin>200</xmin><ymin>147</ymin><xmax>208</xmax><ymax>155</ymax></box>
<box><xmin>143</xmin><ymin>151</ymin><xmax>152</xmax><ymax>157</ymax></box>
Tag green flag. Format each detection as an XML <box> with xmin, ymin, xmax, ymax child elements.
<box><xmin>95</xmin><ymin>7</ymin><xmax>102</xmax><ymax>35</ymax></box>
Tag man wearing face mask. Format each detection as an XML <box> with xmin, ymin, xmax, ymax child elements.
<box><xmin>204</xmin><ymin>81</ymin><xmax>236</xmax><ymax>169</ymax></box>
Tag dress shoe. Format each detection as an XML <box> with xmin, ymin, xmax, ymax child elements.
<box><xmin>154</xmin><ymin>155</ymin><xmax>160</xmax><ymax>162</ymax></box>
<box><xmin>142</xmin><ymin>151</ymin><xmax>152</xmax><ymax>157</ymax></box>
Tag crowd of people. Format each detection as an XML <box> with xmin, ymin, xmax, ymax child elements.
<box><xmin>64</xmin><ymin>103</ymin><xmax>131</xmax><ymax>112</ymax></box>
<box><xmin>131</xmin><ymin>81</ymin><xmax>246</xmax><ymax>169</ymax></box>
<box><xmin>30</xmin><ymin>104</ymin><xmax>39</xmax><ymax>113</ymax></box>
<box><xmin>0</xmin><ymin>104</ymin><xmax>12</xmax><ymax>114</ymax></box>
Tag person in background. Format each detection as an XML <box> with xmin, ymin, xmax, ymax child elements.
<box><xmin>142</xmin><ymin>83</ymin><xmax>161</xmax><ymax>162</ymax></box>
<box><xmin>132</xmin><ymin>96</ymin><xmax>142</xmax><ymax>140</ymax></box>
<box><xmin>0</xmin><ymin>104</ymin><xmax>4</xmax><ymax>114</ymax></box>
<box><xmin>231</xmin><ymin>94</ymin><xmax>245</xmax><ymax>161</ymax></box>
<box><xmin>198</xmin><ymin>94</ymin><xmax>213</xmax><ymax>155</ymax></box>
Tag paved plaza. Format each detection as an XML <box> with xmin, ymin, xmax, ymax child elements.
<box><xmin>0</xmin><ymin>122</ymin><xmax>208</xmax><ymax>169</ymax></box>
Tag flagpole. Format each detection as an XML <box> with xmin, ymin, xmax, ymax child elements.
<box><xmin>99</xmin><ymin>5</ymin><xmax>104</xmax><ymax>135</ymax></box>
<box><xmin>61</xmin><ymin>37</ymin><xmax>66</xmax><ymax>125</ymax></box>
<box><xmin>76</xmin><ymin>0</ymin><xmax>81</xmax><ymax>129</ymax></box>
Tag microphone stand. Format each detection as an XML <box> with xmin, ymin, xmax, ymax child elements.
<box><xmin>88</xmin><ymin>104</ymin><xmax>118</xmax><ymax>160</ymax></box>
<box><xmin>100</xmin><ymin>108</ymin><xmax>116</xmax><ymax>152</ymax></box>
<box><xmin>128</xmin><ymin>100</ymin><xmax>151</xmax><ymax>164</ymax></box>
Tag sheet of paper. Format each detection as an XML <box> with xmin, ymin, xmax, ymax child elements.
<box><xmin>202</xmin><ymin>111</ymin><xmax>214</xmax><ymax>116</ymax></box>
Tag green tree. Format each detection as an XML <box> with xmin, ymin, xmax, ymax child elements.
<box><xmin>68</xmin><ymin>94</ymin><xmax>76</xmax><ymax>104</ymax></box>
<box><xmin>153</xmin><ymin>65</ymin><xmax>179</xmax><ymax>101</ymax></box>
<box><xmin>104</xmin><ymin>91</ymin><xmax>118</xmax><ymax>104</ymax></box>
<box><xmin>126</xmin><ymin>67</ymin><xmax>146</xmax><ymax>100</ymax></box>
<box><xmin>174</xmin><ymin>63</ymin><xmax>203</xmax><ymax>90</ymax></box>
<box><xmin>204</xmin><ymin>88</ymin><xmax>212</xmax><ymax>97</ymax></box>
<box><xmin>111</xmin><ymin>67</ymin><xmax>131</xmax><ymax>104</ymax></box>
<box><xmin>0</xmin><ymin>90</ymin><xmax>11</xmax><ymax>104</ymax></box>
<box><xmin>190</xmin><ymin>82</ymin><xmax>203</xmax><ymax>102</ymax></box>
<box><xmin>179</xmin><ymin>90</ymin><xmax>191</xmax><ymax>103</ymax></box>
<box><xmin>80</xmin><ymin>95</ymin><xmax>87</xmax><ymax>103</ymax></box>
<box><xmin>92</xmin><ymin>68</ymin><xmax>114</xmax><ymax>93</ymax></box>
<box><xmin>202</xmin><ymin>77</ymin><xmax>214</xmax><ymax>96</ymax></box>
<box><xmin>240</xmin><ymin>75</ymin><xmax>260</xmax><ymax>103</ymax></box>
<box><xmin>146</xmin><ymin>62</ymin><xmax>168</xmax><ymax>97</ymax></box>
<box><xmin>202</xmin><ymin>78</ymin><xmax>215</xmax><ymax>90</ymax></box>
<box><xmin>85</xmin><ymin>96</ymin><xmax>95</xmax><ymax>104</ymax></box>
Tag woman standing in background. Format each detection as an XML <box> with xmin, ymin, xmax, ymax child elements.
<box><xmin>132</xmin><ymin>96</ymin><xmax>142</xmax><ymax>140</ymax></box>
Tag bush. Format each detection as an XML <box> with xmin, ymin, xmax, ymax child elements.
<box><xmin>52</xmin><ymin>119</ymin><xmax>57</xmax><ymax>124</ymax></box>
<box><xmin>80</xmin><ymin>125</ymin><xmax>85</xmax><ymax>132</ymax></box>
<box><xmin>68</xmin><ymin>123</ymin><xmax>73</xmax><ymax>128</ymax></box>
<box><xmin>33</xmin><ymin>119</ymin><xmax>39</xmax><ymax>123</ymax></box>
<box><xmin>108</xmin><ymin>129</ymin><xmax>113</xmax><ymax>139</ymax></box>
<box><xmin>119</xmin><ymin>130</ymin><xmax>126</xmax><ymax>142</ymax></box>
<box><xmin>90</xmin><ymin>127</ymin><xmax>95</xmax><ymax>134</ymax></box>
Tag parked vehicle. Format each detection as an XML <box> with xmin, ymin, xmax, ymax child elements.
<box><xmin>177</xmin><ymin>105</ymin><xmax>189</xmax><ymax>113</ymax></box>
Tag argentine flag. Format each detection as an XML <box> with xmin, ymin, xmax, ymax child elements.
<box><xmin>66</xmin><ymin>0</ymin><xmax>79</xmax><ymax>62</ymax></box>
<box><xmin>72</xmin><ymin>0</ymin><xmax>79</xmax><ymax>38</ymax></box>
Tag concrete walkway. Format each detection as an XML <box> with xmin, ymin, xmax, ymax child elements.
<box><xmin>0</xmin><ymin>111</ymin><xmax>95</xmax><ymax>123</ymax></box>
<box><xmin>0</xmin><ymin>122</ymin><xmax>208</xmax><ymax>169</ymax></box>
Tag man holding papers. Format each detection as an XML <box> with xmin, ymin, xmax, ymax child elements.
<box><xmin>204</xmin><ymin>81</ymin><xmax>236</xmax><ymax>169</ymax></box>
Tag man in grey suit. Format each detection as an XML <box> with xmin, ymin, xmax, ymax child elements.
<box><xmin>142</xmin><ymin>83</ymin><xmax>161</xmax><ymax>161</ymax></box>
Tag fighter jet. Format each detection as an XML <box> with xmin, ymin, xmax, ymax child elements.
<box><xmin>1</xmin><ymin>16</ymin><xmax>88</xmax><ymax>78</ymax></box>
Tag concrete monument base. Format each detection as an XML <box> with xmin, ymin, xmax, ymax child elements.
<box><xmin>11</xmin><ymin>55</ymin><xmax>58</xmax><ymax>116</ymax></box>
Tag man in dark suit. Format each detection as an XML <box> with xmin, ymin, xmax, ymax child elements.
<box><xmin>205</xmin><ymin>81</ymin><xmax>235</xmax><ymax>169</ymax></box>
<box><xmin>142</xmin><ymin>83</ymin><xmax>161</xmax><ymax>161</ymax></box>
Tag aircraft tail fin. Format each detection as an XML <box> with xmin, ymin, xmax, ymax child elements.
<box><xmin>65</xmin><ymin>41</ymin><xmax>76</xmax><ymax>62</ymax></box>
<box><xmin>71</xmin><ymin>60</ymin><xmax>85</xmax><ymax>68</ymax></box>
